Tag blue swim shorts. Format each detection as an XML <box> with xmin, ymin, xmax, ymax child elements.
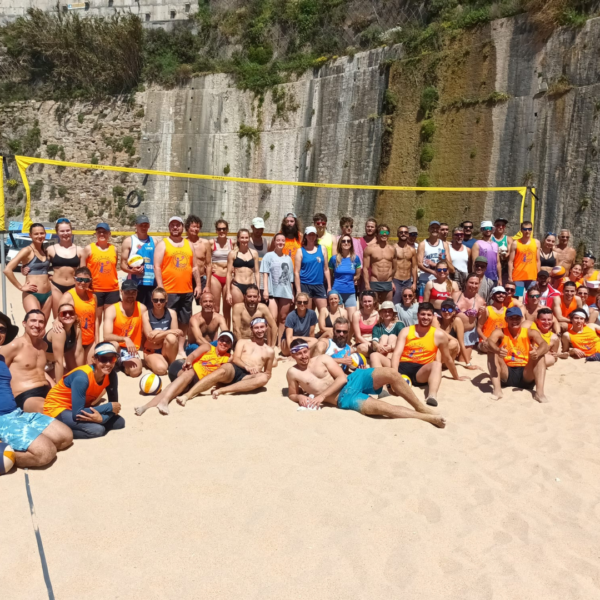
<box><xmin>337</xmin><ymin>368</ymin><xmax>383</xmax><ymax>412</ymax></box>
<box><xmin>0</xmin><ymin>408</ymin><xmax>53</xmax><ymax>452</ymax></box>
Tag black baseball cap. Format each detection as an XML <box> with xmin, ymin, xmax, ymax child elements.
<box><xmin>136</xmin><ymin>215</ymin><xmax>150</xmax><ymax>225</ymax></box>
<box><xmin>121</xmin><ymin>279</ymin><xmax>138</xmax><ymax>291</ymax></box>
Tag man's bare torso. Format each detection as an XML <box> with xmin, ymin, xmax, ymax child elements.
<box><xmin>3</xmin><ymin>337</ymin><xmax>48</xmax><ymax>394</ymax></box>
<box><xmin>368</xmin><ymin>245</ymin><xmax>396</xmax><ymax>282</ymax></box>
<box><xmin>192</xmin><ymin>238</ymin><xmax>210</xmax><ymax>276</ymax></box>
<box><xmin>290</xmin><ymin>356</ymin><xmax>338</xmax><ymax>404</ymax></box>
<box><xmin>234</xmin><ymin>304</ymin><xmax>271</xmax><ymax>340</ymax></box>
<box><xmin>554</xmin><ymin>245</ymin><xmax>576</xmax><ymax>271</ymax></box>
<box><xmin>190</xmin><ymin>311</ymin><xmax>224</xmax><ymax>343</ymax></box>
<box><xmin>394</xmin><ymin>244</ymin><xmax>415</xmax><ymax>280</ymax></box>
<box><xmin>237</xmin><ymin>339</ymin><xmax>274</xmax><ymax>370</ymax></box>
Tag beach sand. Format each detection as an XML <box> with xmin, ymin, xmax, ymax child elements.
<box><xmin>3</xmin><ymin>275</ymin><xmax>600</xmax><ymax>599</ymax></box>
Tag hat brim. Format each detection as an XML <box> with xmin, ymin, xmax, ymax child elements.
<box><xmin>0</xmin><ymin>313</ymin><xmax>18</xmax><ymax>345</ymax></box>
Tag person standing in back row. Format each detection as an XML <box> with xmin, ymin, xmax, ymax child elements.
<box><xmin>391</xmin><ymin>225</ymin><xmax>417</xmax><ymax>305</ymax></box>
<box><xmin>363</xmin><ymin>224</ymin><xmax>396</xmax><ymax>303</ymax></box>
<box><xmin>294</xmin><ymin>226</ymin><xmax>331</xmax><ymax>311</ymax></box>
<box><xmin>120</xmin><ymin>215</ymin><xmax>156</xmax><ymax>310</ymax></box>
<box><xmin>461</xmin><ymin>220</ymin><xmax>477</xmax><ymax>249</ymax></box>
<box><xmin>81</xmin><ymin>223</ymin><xmax>120</xmax><ymax>325</ymax></box>
<box><xmin>448</xmin><ymin>226</ymin><xmax>471</xmax><ymax>288</ymax></box>
<box><xmin>492</xmin><ymin>217</ymin><xmax>512</xmax><ymax>285</ymax></box>
<box><xmin>508</xmin><ymin>221</ymin><xmax>540</xmax><ymax>298</ymax></box>
<box><xmin>471</xmin><ymin>221</ymin><xmax>501</xmax><ymax>286</ymax></box>
<box><xmin>154</xmin><ymin>216</ymin><xmax>200</xmax><ymax>357</ymax></box>
<box><xmin>314</xmin><ymin>213</ymin><xmax>336</xmax><ymax>262</ymax></box>
<box><xmin>185</xmin><ymin>215</ymin><xmax>212</xmax><ymax>303</ymax></box>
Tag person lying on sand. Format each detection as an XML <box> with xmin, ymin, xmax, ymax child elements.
<box><xmin>286</xmin><ymin>338</ymin><xmax>445</xmax><ymax>428</ymax></box>
<box><xmin>135</xmin><ymin>332</ymin><xmax>234</xmax><ymax>416</ymax></box>
<box><xmin>175</xmin><ymin>318</ymin><xmax>274</xmax><ymax>406</ymax></box>
<box><xmin>485</xmin><ymin>307</ymin><xmax>549</xmax><ymax>402</ymax></box>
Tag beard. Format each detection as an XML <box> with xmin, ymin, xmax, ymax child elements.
<box><xmin>282</xmin><ymin>223</ymin><xmax>299</xmax><ymax>239</ymax></box>
<box><xmin>333</xmin><ymin>334</ymin><xmax>347</xmax><ymax>348</ymax></box>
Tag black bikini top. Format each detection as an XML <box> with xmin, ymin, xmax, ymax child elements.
<box><xmin>233</xmin><ymin>252</ymin><xmax>255</xmax><ymax>270</ymax></box>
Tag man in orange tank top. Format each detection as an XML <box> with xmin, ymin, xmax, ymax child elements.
<box><xmin>391</xmin><ymin>302</ymin><xmax>469</xmax><ymax>407</ymax></box>
<box><xmin>103</xmin><ymin>280</ymin><xmax>146</xmax><ymax>377</ymax></box>
<box><xmin>508</xmin><ymin>221</ymin><xmax>541</xmax><ymax>299</ymax></box>
<box><xmin>154</xmin><ymin>216</ymin><xmax>201</xmax><ymax>358</ymax></box>
<box><xmin>552</xmin><ymin>280</ymin><xmax>583</xmax><ymax>332</ymax></box>
<box><xmin>477</xmin><ymin>286</ymin><xmax>508</xmax><ymax>352</ymax></box>
<box><xmin>486</xmin><ymin>307</ymin><xmax>549</xmax><ymax>402</ymax></box>
<box><xmin>560</xmin><ymin>309</ymin><xmax>600</xmax><ymax>360</ymax></box>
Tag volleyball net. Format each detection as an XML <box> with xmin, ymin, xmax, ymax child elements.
<box><xmin>1</xmin><ymin>155</ymin><xmax>536</xmax><ymax>238</ymax></box>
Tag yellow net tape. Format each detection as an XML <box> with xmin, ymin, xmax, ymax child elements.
<box><xmin>13</xmin><ymin>155</ymin><xmax>533</xmax><ymax>233</ymax></box>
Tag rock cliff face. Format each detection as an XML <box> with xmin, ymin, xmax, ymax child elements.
<box><xmin>1</xmin><ymin>14</ymin><xmax>599</xmax><ymax>250</ymax></box>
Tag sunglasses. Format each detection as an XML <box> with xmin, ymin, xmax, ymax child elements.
<box><xmin>379</xmin><ymin>231</ymin><xmax>390</xmax><ymax>235</ymax></box>
<box><xmin>60</xmin><ymin>311</ymin><xmax>75</xmax><ymax>318</ymax></box>
<box><xmin>403</xmin><ymin>294</ymin><xmax>413</xmax><ymax>298</ymax></box>
<box><xmin>96</xmin><ymin>355</ymin><xmax>117</xmax><ymax>364</ymax></box>
<box><xmin>454</xmin><ymin>233</ymin><xmax>464</xmax><ymax>237</ymax></box>
<box><xmin>314</xmin><ymin>221</ymin><xmax>326</xmax><ymax>225</ymax></box>
<box><xmin>152</xmin><ymin>297</ymin><xmax>167</xmax><ymax>304</ymax></box>
<box><xmin>56</xmin><ymin>217</ymin><xmax>71</xmax><ymax>224</ymax></box>
<box><xmin>440</xmin><ymin>307</ymin><xmax>454</xmax><ymax>313</ymax></box>
<box><xmin>341</xmin><ymin>239</ymin><xmax>352</xmax><ymax>244</ymax></box>
<box><xmin>334</xmin><ymin>329</ymin><xmax>348</xmax><ymax>335</ymax></box>
<box><xmin>494</xmin><ymin>292</ymin><xmax>507</xmax><ymax>296</ymax></box>
<box><xmin>559</xmin><ymin>235</ymin><xmax>570</xmax><ymax>239</ymax></box>
<box><xmin>398</xmin><ymin>230</ymin><xmax>409</xmax><ymax>235</ymax></box>
<box><xmin>436</xmin><ymin>268</ymin><xmax>448</xmax><ymax>273</ymax></box>
<box><xmin>505</xmin><ymin>288</ymin><xmax>516</xmax><ymax>293</ymax></box>
<box><xmin>546</xmin><ymin>232</ymin><xmax>556</xmax><ymax>236</ymax></box>
<box><xmin>297</xmin><ymin>300</ymin><xmax>308</xmax><ymax>305</ymax></box>
<box><xmin>217</xmin><ymin>227</ymin><xmax>227</xmax><ymax>232</ymax></box>
<box><xmin>528</xmin><ymin>295</ymin><xmax>540</xmax><ymax>299</ymax></box>
<box><xmin>75</xmin><ymin>277</ymin><xmax>91</xmax><ymax>283</ymax></box>
<box><xmin>463</xmin><ymin>225</ymin><xmax>473</xmax><ymax>229</ymax></box>
<box><xmin>522</xmin><ymin>227</ymin><xmax>533</xmax><ymax>231</ymax></box>
<box><xmin>482</xmin><ymin>227</ymin><xmax>492</xmax><ymax>231</ymax></box>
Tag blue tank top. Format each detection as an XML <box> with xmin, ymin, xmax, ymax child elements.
<box><xmin>0</xmin><ymin>356</ymin><xmax>17</xmax><ymax>416</ymax></box>
<box><xmin>128</xmin><ymin>235</ymin><xmax>156</xmax><ymax>286</ymax></box>
<box><xmin>300</xmin><ymin>245</ymin><xmax>325</xmax><ymax>285</ymax></box>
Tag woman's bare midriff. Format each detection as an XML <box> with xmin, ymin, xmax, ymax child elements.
<box><xmin>52</xmin><ymin>266</ymin><xmax>76</xmax><ymax>286</ymax></box>
<box><xmin>26</xmin><ymin>273</ymin><xmax>51</xmax><ymax>294</ymax></box>
<box><xmin>234</xmin><ymin>267</ymin><xmax>255</xmax><ymax>285</ymax></box>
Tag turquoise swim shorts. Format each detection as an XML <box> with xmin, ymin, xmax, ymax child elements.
<box><xmin>337</xmin><ymin>368</ymin><xmax>383</xmax><ymax>412</ymax></box>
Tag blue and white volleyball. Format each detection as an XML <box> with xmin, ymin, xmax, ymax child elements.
<box><xmin>349</xmin><ymin>352</ymin><xmax>367</xmax><ymax>370</ymax></box>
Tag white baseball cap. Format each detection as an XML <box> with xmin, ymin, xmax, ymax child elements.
<box><xmin>491</xmin><ymin>285</ymin><xmax>506</xmax><ymax>295</ymax></box>
<box><xmin>481</xmin><ymin>220</ymin><xmax>493</xmax><ymax>228</ymax></box>
<box><xmin>305</xmin><ymin>226</ymin><xmax>317</xmax><ymax>235</ymax></box>
<box><xmin>252</xmin><ymin>217</ymin><xmax>265</xmax><ymax>229</ymax></box>
<box><xmin>169</xmin><ymin>216</ymin><xmax>184</xmax><ymax>225</ymax></box>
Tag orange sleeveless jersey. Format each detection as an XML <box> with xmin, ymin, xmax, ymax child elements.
<box><xmin>500</xmin><ymin>327</ymin><xmax>530</xmax><ymax>367</ymax></box>
<box><xmin>44</xmin><ymin>365</ymin><xmax>110</xmax><ymax>418</ymax></box>
<box><xmin>503</xmin><ymin>297</ymin><xmax>516</xmax><ymax>308</ymax></box>
<box><xmin>283</xmin><ymin>236</ymin><xmax>302</xmax><ymax>266</ymax></box>
<box><xmin>561</xmin><ymin>296</ymin><xmax>577</xmax><ymax>318</ymax></box>
<box><xmin>114</xmin><ymin>302</ymin><xmax>143</xmax><ymax>350</ymax></box>
<box><xmin>512</xmin><ymin>239</ymin><xmax>538</xmax><ymax>281</ymax></box>
<box><xmin>568</xmin><ymin>325</ymin><xmax>600</xmax><ymax>357</ymax></box>
<box><xmin>86</xmin><ymin>243</ymin><xmax>118</xmax><ymax>292</ymax></box>
<box><xmin>400</xmin><ymin>325</ymin><xmax>438</xmax><ymax>365</ymax></box>
<box><xmin>68</xmin><ymin>289</ymin><xmax>96</xmax><ymax>346</ymax></box>
<box><xmin>531</xmin><ymin>322</ymin><xmax>553</xmax><ymax>345</ymax></box>
<box><xmin>161</xmin><ymin>239</ymin><xmax>193</xmax><ymax>294</ymax></box>
<box><xmin>192</xmin><ymin>345</ymin><xmax>230</xmax><ymax>379</ymax></box>
<box><xmin>482</xmin><ymin>306</ymin><xmax>507</xmax><ymax>338</ymax></box>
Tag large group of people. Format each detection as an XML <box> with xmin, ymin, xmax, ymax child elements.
<box><xmin>0</xmin><ymin>212</ymin><xmax>598</xmax><ymax>471</ymax></box>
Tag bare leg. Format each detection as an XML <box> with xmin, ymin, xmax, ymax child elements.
<box><xmin>122</xmin><ymin>358</ymin><xmax>143</xmax><ymax>378</ymax></box>
<box><xmin>210</xmin><ymin>278</ymin><xmax>223</xmax><ymax>314</ymax></box>
<box><xmin>277</xmin><ymin>299</ymin><xmax>293</xmax><ymax>345</ymax></box>
<box><xmin>487</xmin><ymin>352</ymin><xmax>505</xmax><ymax>400</ymax></box>
<box><xmin>21</xmin><ymin>396</ymin><xmax>46</xmax><ymax>414</ymax></box>
<box><xmin>14</xmin><ymin>434</ymin><xmax>57</xmax><ymax>468</ymax></box>
<box><xmin>40</xmin><ymin>419</ymin><xmax>73</xmax><ymax>450</ymax></box>
<box><xmin>163</xmin><ymin>333</ymin><xmax>179</xmax><ymax>364</ymax></box>
<box><xmin>414</xmin><ymin>362</ymin><xmax>442</xmax><ymax>404</ymax></box>
<box><xmin>144</xmin><ymin>353</ymin><xmax>169</xmax><ymax>376</ymax></box>
<box><xmin>135</xmin><ymin>369</ymin><xmax>197</xmax><ymax>416</ymax></box>
<box><xmin>371</xmin><ymin>368</ymin><xmax>438</xmax><ymax>415</ymax></box>
<box><xmin>369</xmin><ymin>352</ymin><xmax>391</xmax><ymax>368</ymax></box>
<box><xmin>176</xmin><ymin>364</ymin><xmax>234</xmax><ymax>405</ymax></box>
<box><xmin>360</xmin><ymin>398</ymin><xmax>446</xmax><ymax>428</ymax></box>
<box><xmin>530</xmin><ymin>357</ymin><xmax>548</xmax><ymax>403</ymax></box>
<box><xmin>211</xmin><ymin>372</ymin><xmax>269</xmax><ymax>398</ymax></box>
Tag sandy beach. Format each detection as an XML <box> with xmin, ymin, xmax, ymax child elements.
<box><xmin>3</xmin><ymin>274</ymin><xmax>600</xmax><ymax>599</ymax></box>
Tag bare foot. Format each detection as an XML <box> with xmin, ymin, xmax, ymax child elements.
<box><xmin>157</xmin><ymin>400</ymin><xmax>170</xmax><ymax>415</ymax></box>
<box><xmin>425</xmin><ymin>415</ymin><xmax>446</xmax><ymax>428</ymax></box>
<box><xmin>491</xmin><ymin>391</ymin><xmax>503</xmax><ymax>400</ymax></box>
<box><xmin>134</xmin><ymin>405</ymin><xmax>147</xmax><ymax>416</ymax></box>
<box><xmin>534</xmin><ymin>392</ymin><xmax>549</xmax><ymax>403</ymax></box>
<box><xmin>211</xmin><ymin>388</ymin><xmax>221</xmax><ymax>399</ymax></box>
<box><xmin>176</xmin><ymin>395</ymin><xmax>188</xmax><ymax>406</ymax></box>
<box><xmin>416</xmin><ymin>403</ymin><xmax>439</xmax><ymax>415</ymax></box>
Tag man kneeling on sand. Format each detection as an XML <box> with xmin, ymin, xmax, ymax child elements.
<box><xmin>486</xmin><ymin>307</ymin><xmax>549</xmax><ymax>402</ymax></box>
<box><xmin>286</xmin><ymin>338</ymin><xmax>445</xmax><ymax>427</ymax></box>
<box><xmin>176</xmin><ymin>318</ymin><xmax>274</xmax><ymax>405</ymax></box>
<box><xmin>135</xmin><ymin>331</ymin><xmax>235</xmax><ymax>416</ymax></box>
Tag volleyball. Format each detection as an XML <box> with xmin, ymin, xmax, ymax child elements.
<box><xmin>127</xmin><ymin>254</ymin><xmax>145</xmax><ymax>268</ymax></box>
<box><xmin>0</xmin><ymin>442</ymin><xmax>16</xmax><ymax>475</ymax></box>
<box><xmin>139</xmin><ymin>373</ymin><xmax>162</xmax><ymax>395</ymax></box>
<box><xmin>349</xmin><ymin>352</ymin><xmax>367</xmax><ymax>370</ymax></box>
<box><xmin>401</xmin><ymin>374</ymin><xmax>413</xmax><ymax>387</ymax></box>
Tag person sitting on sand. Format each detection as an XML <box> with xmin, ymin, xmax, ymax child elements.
<box><xmin>135</xmin><ymin>332</ymin><xmax>235</xmax><ymax>416</ymax></box>
<box><xmin>312</xmin><ymin>317</ymin><xmax>354</xmax><ymax>370</ymax></box>
<box><xmin>560</xmin><ymin>309</ymin><xmax>600</xmax><ymax>360</ymax></box>
<box><xmin>390</xmin><ymin>302</ymin><xmax>469</xmax><ymax>407</ymax></box>
<box><xmin>281</xmin><ymin>292</ymin><xmax>319</xmax><ymax>357</ymax></box>
<box><xmin>103</xmin><ymin>280</ymin><xmax>146</xmax><ymax>378</ymax></box>
<box><xmin>0</xmin><ymin>311</ymin><xmax>73</xmax><ymax>468</ymax></box>
<box><xmin>141</xmin><ymin>287</ymin><xmax>184</xmax><ymax>377</ymax></box>
<box><xmin>188</xmin><ymin>292</ymin><xmax>227</xmax><ymax>352</ymax></box>
<box><xmin>44</xmin><ymin>303</ymin><xmax>84</xmax><ymax>382</ymax></box>
<box><xmin>286</xmin><ymin>338</ymin><xmax>446</xmax><ymax>428</ymax></box>
<box><xmin>175</xmin><ymin>317</ymin><xmax>275</xmax><ymax>406</ymax></box>
<box><xmin>485</xmin><ymin>307</ymin><xmax>549</xmax><ymax>402</ymax></box>
<box><xmin>552</xmin><ymin>281</ymin><xmax>582</xmax><ymax>332</ymax></box>
<box><xmin>43</xmin><ymin>343</ymin><xmax>124</xmax><ymax>439</ymax></box>
<box><xmin>231</xmin><ymin>284</ymin><xmax>278</xmax><ymax>348</ymax></box>
<box><xmin>523</xmin><ymin>307</ymin><xmax>560</xmax><ymax>367</ymax></box>
<box><xmin>0</xmin><ymin>309</ymin><xmax>53</xmax><ymax>413</ymax></box>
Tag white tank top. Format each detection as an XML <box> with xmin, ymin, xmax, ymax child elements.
<box><xmin>212</xmin><ymin>238</ymin><xmax>233</xmax><ymax>264</ymax></box>
<box><xmin>248</xmin><ymin>237</ymin><xmax>267</xmax><ymax>258</ymax></box>
<box><xmin>419</xmin><ymin>239</ymin><xmax>444</xmax><ymax>283</ymax></box>
<box><xmin>449</xmin><ymin>244</ymin><xmax>469</xmax><ymax>273</ymax></box>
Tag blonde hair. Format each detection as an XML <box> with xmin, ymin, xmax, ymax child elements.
<box><xmin>436</xmin><ymin>261</ymin><xmax>453</xmax><ymax>294</ymax></box>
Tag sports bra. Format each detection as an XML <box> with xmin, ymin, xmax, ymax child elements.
<box><xmin>27</xmin><ymin>253</ymin><xmax>50</xmax><ymax>275</ymax></box>
<box><xmin>212</xmin><ymin>239</ymin><xmax>233</xmax><ymax>264</ymax></box>
<box><xmin>430</xmin><ymin>284</ymin><xmax>451</xmax><ymax>301</ymax></box>
<box><xmin>456</xmin><ymin>293</ymin><xmax>478</xmax><ymax>318</ymax></box>
<box><xmin>232</xmin><ymin>251</ymin><xmax>255</xmax><ymax>270</ymax></box>
<box><xmin>148</xmin><ymin>308</ymin><xmax>172</xmax><ymax>331</ymax></box>
<box><xmin>44</xmin><ymin>326</ymin><xmax>77</xmax><ymax>354</ymax></box>
<box><xmin>325</xmin><ymin>314</ymin><xmax>333</xmax><ymax>328</ymax></box>
<box><xmin>540</xmin><ymin>250</ymin><xmax>556</xmax><ymax>268</ymax></box>
<box><xmin>51</xmin><ymin>249</ymin><xmax>80</xmax><ymax>269</ymax></box>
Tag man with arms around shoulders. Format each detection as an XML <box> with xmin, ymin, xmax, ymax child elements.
<box><xmin>391</xmin><ymin>302</ymin><xmax>469</xmax><ymax>407</ymax></box>
<box><xmin>281</xmin><ymin>291</ymin><xmax>319</xmax><ymax>356</ymax></box>
<box><xmin>231</xmin><ymin>284</ymin><xmax>278</xmax><ymax>347</ymax></box>
<box><xmin>177</xmin><ymin>318</ymin><xmax>274</xmax><ymax>405</ymax></box>
<box><xmin>313</xmin><ymin>213</ymin><xmax>336</xmax><ymax>261</ymax></box>
<box><xmin>476</xmin><ymin>286</ymin><xmax>508</xmax><ymax>352</ymax></box>
<box><xmin>135</xmin><ymin>332</ymin><xmax>235</xmax><ymax>416</ymax></box>
<box><xmin>0</xmin><ymin>311</ymin><xmax>72</xmax><ymax>468</ymax></box>
<box><xmin>363</xmin><ymin>223</ymin><xmax>397</xmax><ymax>303</ymax></box>
<box><xmin>44</xmin><ymin>343</ymin><xmax>125</xmax><ymax>438</ymax></box>
<box><xmin>120</xmin><ymin>215</ymin><xmax>156</xmax><ymax>310</ymax></box>
<box><xmin>486</xmin><ymin>307</ymin><xmax>549</xmax><ymax>402</ymax></box>
<box><xmin>0</xmin><ymin>309</ymin><xmax>53</xmax><ymax>413</ymax></box>
<box><xmin>103</xmin><ymin>280</ymin><xmax>146</xmax><ymax>378</ymax></box>
<box><xmin>492</xmin><ymin>217</ymin><xmax>512</xmax><ymax>285</ymax></box>
<box><xmin>392</xmin><ymin>225</ymin><xmax>418</xmax><ymax>305</ymax></box>
<box><xmin>185</xmin><ymin>215</ymin><xmax>212</xmax><ymax>304</ymax></box>
<box><xmin>471</xmin><ymin>221</ymin><xmax>502</xmax><ymax>286</ymax></box>
<box><xmin>286</xmin><ymin>338</ymin><xmax>446</xmax><ymax>427</ymax></box>
<box><xmin>508</xmin><ymin>221</ymin><xmax>541</xmax><ymax>298</ymax></box>
<box><xmin>560</xmin><ymin>309</ymin><xmax>600</xmax><ymax>360</ymax></box>
<box><xmin>154</xmin><ymin>216</ymin><xmax>201</xmax><ymax>357</ymax></box>
<box><xmin>554</xmin><ymin>229</ymin><xmax>577</xmax><ymax>272</ymax></box>
<box><xmin>523</xmin><ymin>307</ymin><xmax>560</xmax><ymax>367</ymax></box>
<box><xmin>417</xmin><ymin>220</ymin><xmax>455</xmax><ymax>300</ymax></box>
<box><xmin>552</xmin><ymin>280</ymin><xmax>582</xmax><ymax>332</ymax></box>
